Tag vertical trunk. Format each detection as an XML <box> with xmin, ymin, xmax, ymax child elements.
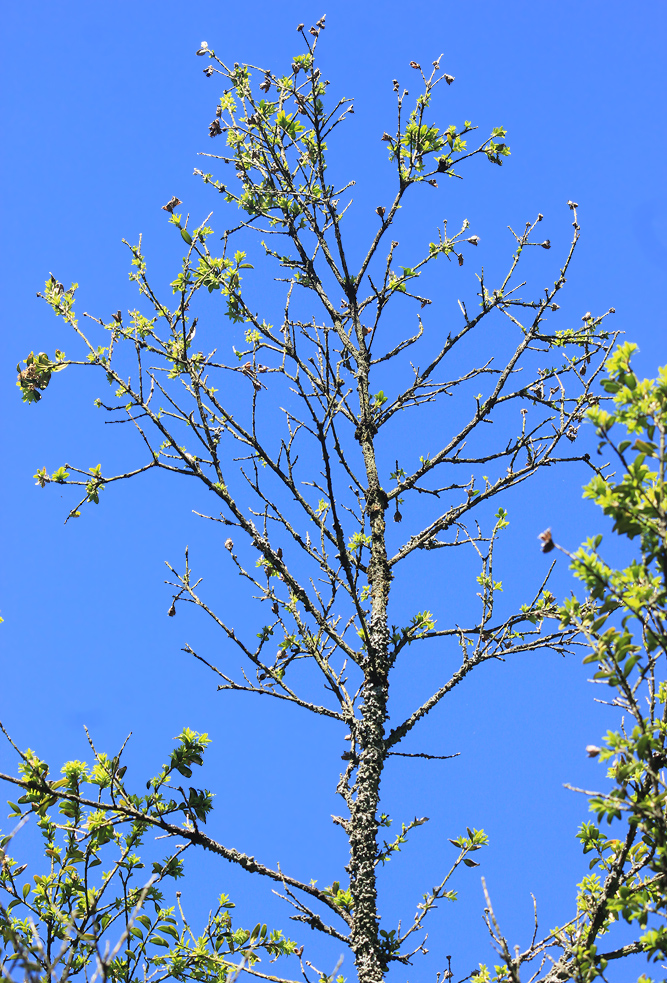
<box><xmin>348</xmin><ymin>343</ymin><xmax>391</xmax><ymax>983</ymax></box>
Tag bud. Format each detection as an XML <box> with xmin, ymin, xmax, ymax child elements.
<box><xmin>444</xmin><ymin>74</ymin><xmax>455</xmax><ymax>85</ymax></box>
<box><xmin>428</xmin><ymin>179</ymin><xmax>438</xmax><ymax>187</ymax></box>
<box><xmin>466</xmin><ymin>235</ymin><xmax>480</xmax><ymax>245</ymax></box>
<box><xmin>309</xmin><ymin>26</ymin><xmax>318</xmax><ymax>36</ymax></box>
<box><xmin>209</xmin><ymin>119</ymin><xmax>223</xmax><ymax>137</ymax></box>
<box><xmin>582</xmin><ymin>312</ymin><xmax>592</xmax><ymax>321</ymax></box>
<box><xmin>458</xmin><ymin>254</ymin><xmax>464</xmax><ymax>266</ymax></box>
<box><xmin>541</xmin><ymin>240</ymin><xmax>551</xmax><ymax>249</ymax></box>
<box><xmin>204</xmin><ymin>66</ymin><xmax>214</xmax><ymax>77</ymax></box>
<box><xmin>376</xmin><ymin>206</ymin><xmax>385</xmax><ymax>219</ymax></box>
<box><xmin>112</xmin><ymin>310</ymin><xmax>122</xmax><ymax>323</ymax></box>
<box><xmin>168</xmin><ymin>602</ymin><xmax>176</xmax><ymax>617</ymax></box>
<box><xmin>162</xmin><ymin>196</ymin><xmax>182</xmax><ymax>213</ymax></box>
<box><xmin>567</xmin><ymin>200</ymin><xmax>579</xmax><ymax>209</ymax></box>
<box><xmin>538</xmin><ymin>528</ymin><xmax>555</xmax><ymax>553</ymax></box>
<box><xmin>608</xmin><ymin>307</ymin><xmax>616</xmax><ymax>314</ymax></box>
<box><xmin>537</xmin><ymin>213</ymin><xmax>543</xmax><ymax>221</ymax></box>
<box><xmin>381</xmin><ymin>132</ymin><xmax>393</xmax><ymax>142</ymax></box>
<box><xmin>296</xmin><ymin>22</ymin><xmax>304</xmax><ymax>30</ymax></box>
<box><xmin>551</xmin><ymin>303</ymin><xmax>560</xmax><ymax>311</ymax></box>
<box><xmin>409</xmin><ymin>61</ymin><xmax>421</xmax><ymax>70</ymax></box>
<box><xmin>225</xmin><ymin>538</ymin><xmax>234</xmax><ymax>551</ymax></box>
<box><xmin>196</xmin><ymin>42</ymin><xmax>209</xmax><ymax>56</ymax></box>
<box><xmin>586</xmin><ymin>745</ymin><xmax>601</xmax><ymax>758</ymax></box>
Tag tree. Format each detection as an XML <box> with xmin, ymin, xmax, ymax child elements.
<box><xmin>468</xmin><ymin>344</ymin><xmax>667</xmax><ymax>983</ymax></box>
<box><xmin>1</xmin><ymin>21</ymin><xmax>632</xmax><ymax>983</ymax></box>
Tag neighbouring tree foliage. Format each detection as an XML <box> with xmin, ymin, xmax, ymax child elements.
<box><xmin>6</xmin><ymin>19</ymin><xmax>664</xmax><ymax>983</ymax></box>
<box><xmin>467</xmin><ymin>345</ymin><xmax>667</xmax><ymax>982</ymax></box>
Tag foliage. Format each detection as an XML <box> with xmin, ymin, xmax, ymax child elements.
<box><xmin>472</xmin><ymin>347</ymin><xmax>667</xmax><ymax>981</ymax></box>
<box><xmin>0</xmin><ymin>730</ymin><xmax>298</xmax><ymax>982</ymax></box>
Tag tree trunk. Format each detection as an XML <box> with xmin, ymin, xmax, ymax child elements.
<box><xmin>349</xmin><ymin>346</ymin><xmax>391</xmax><ymax>983</ymax></box>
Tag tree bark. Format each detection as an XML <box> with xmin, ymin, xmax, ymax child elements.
<box><xmin>349</xmin><ymin>342</ymin><xmax>392</xmax><ymax>983</ymax></box>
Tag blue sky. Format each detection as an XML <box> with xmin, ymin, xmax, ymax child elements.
<box><xmin>1</xmin><ymin>1</ymin><xmax>666</xmax><ymax>980</ymax></box>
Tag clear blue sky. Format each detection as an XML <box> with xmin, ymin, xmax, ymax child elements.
<box><xmin>1</xmin><ymin>1</ymin><xmax>666</xmax><ymax>980</ymax></box>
